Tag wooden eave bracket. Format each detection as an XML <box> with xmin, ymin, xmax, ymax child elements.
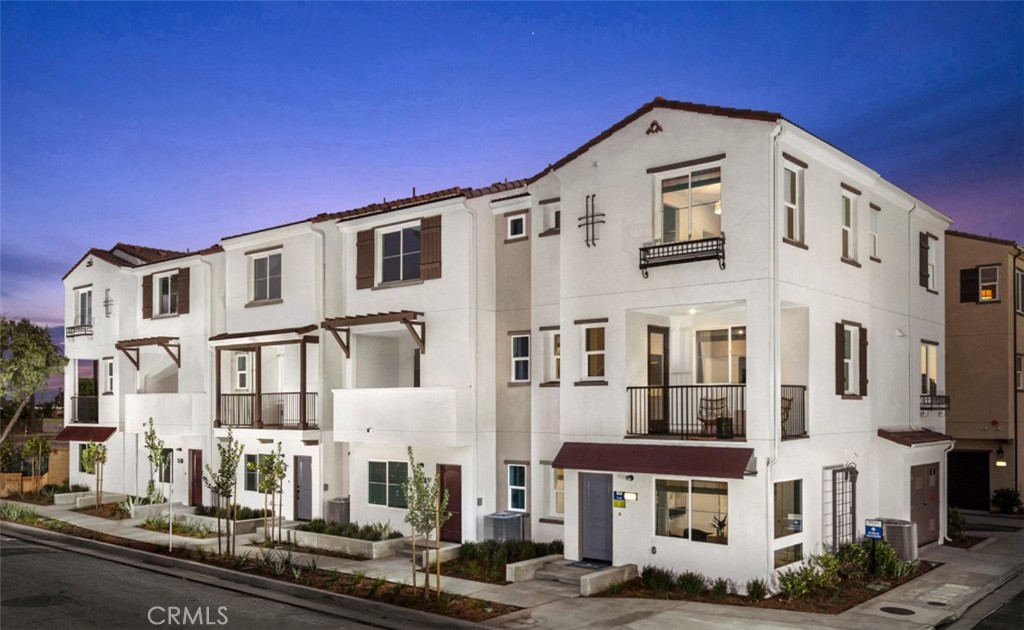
<box><xmin>327</xmin><ymin>327</ymin><xmax>351</xmax><ymax>358</ymax></box>
<box><xmin>402</xmin><ymin>318</ymin><xmax>426</xmax><ymax>354</ymax></box>
<box><xmin>118</xmin><ymin>346</ymin><xmax>140</xmax><ymax>370</ymax></box>
<box><xmin>161</xmin><ymin>342</ymin><xmax>181</xmax><ymax>367</ymax></box>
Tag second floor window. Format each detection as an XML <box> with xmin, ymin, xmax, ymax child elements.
<box><xmin>921</xmin><ymin>342</ymin><xmax>938</xmax><ymax>395</ymax></box>
<box><xmin>103</xmin><ymin>359</ymin><xmax>114</xmax><ymax>394</ymax></box>
<box><xmin>1016</xmin><ymin>355</ymin><xmax>1023</xmax><ymax>391</ymax></box>
<box><xmin>253</xmin><ymin>252</ymin><xmax>282</xmax><ymax>301</ymax></box>
<box><xmin>695</xmin><ymin>327</ymin><xmax>746</xmax><ymax>384</ymax></box>
<box><xmin>1016</xmin><ymin>269</ymin><xmax>1024</xmax><ymax>314</ymax></box>
<box><xmin>511</xmin><ymin>335</ymin><xmax>530</xmax><ymax>382</ymax></box>
<box><xmin>869</xmin><ymin>207</ymin><xmax>880</xmax><ymax>260</ymax></box>
<box><xmin>979</xmin><ymin>266</ymin><xmax>999</xmax><ymax>301</ymax></box>
<box><xmin>841</xmin><ymin>194</ymin><xmax>857</xmax><ymax>261</ymax></box>
<box><xmin>783</xmin><ymin>164</ymin><xmax>804</xmax><ymax>243</ymax></box>
<box><xmin>836</xmin><ymin>322</ymin><xmax>868</xmax><ymax>397</ymax></box>
<box><xmin>583</xmin><ymin>326</ymin><xmax>606</xmax><ymax>379</ymax></box>
<box><xmin>659</xmin><ymin>166</ymin><xmax>722</xmax><ymax>244</ymax></box>
<box><xmin>156</xmin><ymin>271</ymin><xmax>179</xmax><ymax>315</ymax></box>
<box><xmin>380</xmin><ymin>224</ymin><xmax>421</xmax><ymax>283</ymax></box>
<box><xmin>76</xmin><ymin>288</ymin><xmax>93</xmax><ymax>326</ymax></box>
<box><xmin>548</xmin><ymin>332</ymin><xmax>561</xmax><ymax>382</ymax></box>
<box><xmin>235</xmin><ymin>353</ymin><xmax>251</xmax><ymax>392</ymax></box>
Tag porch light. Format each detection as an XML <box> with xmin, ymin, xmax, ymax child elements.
<box><xmin>714</xmin><ymin>200</ymin><xmax>722</xmax><ymax>215</ymax></box>
<box><xmin>995</xmin><ymin>445</ymin><xmax>1007</xmax><ymax>467</ymax></box>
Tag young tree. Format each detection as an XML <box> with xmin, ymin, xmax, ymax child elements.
<box><xmin>143</xmin><ymin>418</ymin><xmax>168</xmax><ymax>502</ymax></box>
<box><xmin>268</xmin><ymin>444</ymin><xmax>288</xmax><ymax>542</ymax></box>
<box><xmin>22</xmin><ymin>435</ymin><xmax>50</xmax><ymax>492</ymax></box>
<box><xmin>0</xmin><ymin>318</ymin><xmax>67</xmax><ymax>444</ymax></box>
<box><xmin>203</xmin><ymin>428</ymin><xmax>244</xmax><ymax>555</ymax></box>
<box><xmin>402</xmin><ymin>447</ymin><xmax>450</xmax><ymax>599</ymax></box>
<box><xmin>80</xmin><ymin>441</ymin><xmax>108</xmax><ymax>508</ymax></box>
<box><xmin>248</xmin><ymin>442</ymin><xmax>286</xmax><ymax>542</ymax></box>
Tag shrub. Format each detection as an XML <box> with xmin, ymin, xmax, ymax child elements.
<box><xmin>459</xmin><ymin>540</ymin><xmax>480</xmax><ymax>561</ymax></box>
<box><xmin>745</xmin><ymin>578</ymin><xmax>768</xmax><ymax>600</ymax></box>
<box><xmin>193</xmin><ymin>504</ymin><xmax>272</xmax><ymax>519</ymax></box>
<box><xmin>676</xmin><ymin>571</ymin><xmax>707</xmax><ymax>596</ymax></box>
<box><xmin>0</xmin><ymin>502</ymin><xmax>41</xmax><ymax>523</ymax></box>
<box><xmin>710</xmin><ymin>577</ymin><xmax>729</xmax><ymax>600</ymax></box>
<box><xmin>836</xmin><ymin>541</ymin><xmax>869</xmax><ymax>580</ymax></box>
<box><xmin>992</xmin><ymin>488</ymin><xmax>1022</xmax><ymax>514</ymax></box>
<box><xmin>947</xmin><ymin>506</ymin><xmax>968</xmax><ymax>541</ymax></box>
<box><xmin>641</xmin><ymin>564</ymin><xmax>675</xmax><ymax>593</ymax></box>
<box><xmin>71</xmin><ymin>484</ymin><xmax>90</xmax><ymax>492</ymax></box>
<box><xmin>778</xmin><ymin>562</ymin><xmax>817</xmax><ymax>599</ymax></box>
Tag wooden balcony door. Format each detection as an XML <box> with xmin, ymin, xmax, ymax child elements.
<box><xmin>647</xmin><ymin>326</ymin><xmax>670</xmax><ymax>434</ymax></box>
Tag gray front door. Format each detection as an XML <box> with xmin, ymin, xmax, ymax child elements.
<box><xmin>295</xmin><ymin>456</ymin><xmax>313</xmax><ymax>521</ymax></box>
<box><xmin>581</xmin><ymin>473</ymin><xmax>612</xmax><ymax>563</ymax></box>
<box><xmin>911</xmin><ymin>463</ymin><xmax>940</xmax><ymax>545</ymax></box>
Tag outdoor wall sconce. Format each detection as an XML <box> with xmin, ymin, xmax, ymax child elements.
<box><xmin>995</xmin><ymin>445</ymin><xmax>1007</xmax><ymax>468</ymax></box>
<box><xmin>625</xmin><ymin>474</ymin><xmax>634</xmax><ymax>481</ymax></box>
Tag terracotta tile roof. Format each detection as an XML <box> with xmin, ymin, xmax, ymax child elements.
<box><xmin>489</xmin><ymin>191</ymin><xmax>532</xmax><ymax>204</ymax></box>
<box><xmin>62</xmin><ymin>248</ymin><xmax>134</xmax><ymax>280</ymax></box>
<box><xmin>552</xmin><ymin>441</ymin><xmax>754</xmax><ymax>479</ymax></box>
<box><xmin>54</xmin><ymin>426</ymin><xmax>117</xmax><ymax>443</ymax></box>
<box><xmin>464</xmin><ymin>179</ymin><xmax>529</xmax><ymax>199</ymax></box>
<box><xmin>64</xmin><ymin>242</ymin><xmax>221</xmax><ymax>280</ymax></box>
<box><xmin>527</xmin><ymin>97</ymin><xmax>782</xmax><ymax>183</ymax></box>
<box><xmin>113</xmin><ymin>242</ymin><xmax>188</xmax><ymax>263</ymax></box>
<box><xmin>877</xmin><ymin>428</ymin><xmax>955</xmax><ymax>447</ymax></box>
<box><xmin>946</xmin><ymin>230</ymin><xmax>1020</xmax><ymax>248</ymax></box>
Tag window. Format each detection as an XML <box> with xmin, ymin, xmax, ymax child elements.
<box><xmin>836</xmin><ymin>322</ymin><xmax>867</xmax><ymax>397</ymax></box>
<box><xmin>774</xmin><ymin>480</ymin><xmax>803</xmax><ymax>538</ymax></box>
<box><xmin>380</xmin><ymin>224</ymin><xmax>421</xmax><ymax>283</ymax></box>
<box><xmin>695</xmin><ymin>327</ymin><xmax>746</xmax><ymax>384</ymax></box>
<box><xmin>511</xmin><ymin>335</ymin><xmax>530</xmax><ymax>382</ymax></box>
<box><xmin>551</xmin><ymin>467</ymin><xmax>564</xmax><ymax>515</ymax></box>
<box><xmin>158</xmin><ymin>448</ymin><xmax>173</xmax><ymax>483</ymax></box>
<box><xmin>841</xmin><ymin>194</ymin><xmax>857</xmax><ymax>261</ymax></box>
<box><xmin>245</xmin><ymin>454</ymin><xmax>269</xmax><ymax>492</ymax></box>
<box><xmin>76</xmin><ymin>288</ymin><xmax>93</xmax><ymax>326</ymax></box>
<box><xmin>783</xmin><ymin>164</ymin><xmax>804</xmax><ymax>243</ymax></box>
<box><xmin>869</xmin><ymin>207</ymin><xmax>880</xmax><ymax>260</ymax></box>
<box><xmin>659</xmin><ymin>166</ymin><xmax>722</xmax><ymax>243</ymax></box>
<box><xmin>1016</xmin><ymin>269</ymin><xmax>1024</xmax><ymax>314</ymax></box>
<box><xmin>508</xmin><ymin>464</ymin><xmax>527</xmax><ymax>512</ymax></box>
<box><xmin>775</xmin><ymin>544</ymin><xmax>803</xmax><ymax>569</ymax></box>
<box><xmin>155</xmin><ymin>271</ymin><xmax>179</xmax><ymax>315</ymax></box>
<box><xmin>79</xmin><ymin>444</ymin><xmax>88</xmax><ymax>473</ymax></box>
<box><xmin>413</xmin><ymin>349</ymin><xmax>421</xmax><ymax>388</ymax></box>
<box><xmin>1016</xmin><ymin>355</ymin><xmax>1023</xmax><ymax>392</ymax></box>
<box><xmin>234</xmin><ymin>353</ymin><xmax>251</xmax><ymax>392</ymax></box>
<box><xmin>979</xmin><ymin>266</ymin><xmax>999</xmax><ymax>301</ymax></box>
<box><xmin>547</xmin><ymin>332</ymin><xmax>561</xmax><ymax>382</ymax></box>
<box><xmin>582</xmin><ymin>326</ymin><xmax>605</xmax><ymax>379</ymax></box>
<box><xmin>921</xmin><ymin>342</ymin><xmax>938</xmax><ymax>395</ymax></box>
<box><xmin>507</xmin><ymin>215</ymin><xmax>526</xmax><ymax>240</ymax></box>
<box><xmin>655</xmin><ymin>479</ymin><xmax>728</xmax><ymax>544</ymax></box>
<box><xmin>252</xmin><ymin>252</ymin><xmax>282</xmax><ymax>301</ymax></box>
<box><xmin>368</xmin><ymin>461</ymin><xmax>408</xmax><ymax>508</ymax></box>
<box><xmin>927</xmin><ymin>238</ymin><xmax>937</xmax><ymax>290</ymax></box>
<box><xmin>102</xmin><ymin>359</ymin><xmax>114</xmax><ymax>394</ymax></box>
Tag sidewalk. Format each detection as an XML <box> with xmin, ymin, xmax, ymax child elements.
<box><xmin>5</xmin><ymin>500</ymin><xmax>1023</xmax><ymax>629</ymax></box>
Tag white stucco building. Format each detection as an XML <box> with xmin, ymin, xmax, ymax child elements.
<box><xmin>60</xmin><ymin>98</ymin><xmax>953</xmax><ymax>583</ymax></box>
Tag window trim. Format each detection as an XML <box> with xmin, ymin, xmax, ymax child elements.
<box><xmin>102</xmin><ymin>359</ymin><xmax>114</xmax><ymax>394</ymax></box>
<box><xmin>377</xmin><ymin>221</ymin><xmax>422</xmax><ymax>284</ymax></box>
<box><xmin>154</xmin><ymin>270</ymin><xmax>180</xmax><ymax>317</ymax></box>
<box><xmin>782</xmin><ymin>162</ymin><xmax>805</xmax><ymax>245</ymax></box>
<box><xmin>507</xmin><ymin>214</ymin><xmax>527</xmax><ymax>241</ymax></box>
<box><xmin>508</xmin><ymin>464</ymin><xmax>527</xmax><ymax>513</ymax></box>
<box><xmin>251</xmin><ymin>251</ymin><xmax>282</xmax><ymax>303</ymax></box>
<box><xmin>76</xmin><ymin>288</ymin><xmax>93</xmax><ymax>326</ymax></box>
<box><xmin>979</xmin><ymin>265</ymin><xmax>999</xmax><ymax>302</ymax></box>
<box><xmin>654</xmin><ymin>477</ymin><xmax>729</xmax><ymax>545</ymax></box>
<box><xmin>773</xmin><ymin>479</ymin><xmax>803</xmax><ymax>540</ymax></box>
<box><xmin>869</xmin><ymin>206</ymin><xmax>880</xmax><ymax>262</ymax></box>
<box><xmin>547</xmin><ymin>332</ymin><xmax>561</xmax><ymax>383</ymax></box>
<box><xmin>651</xmin><ymin>158</ymin><xmax>724</xmax><ymax>245</ymax></box>
<box><xmin>550</xmin><ymin>466</ymin><xmax>565</xmax><ymax>517</ymax></box>
<box><xmin>368</xmin><ymin>460</ymin><xmax>409</xmax><ymax>509</ymax></box>
<box><xmin>510</xmin><ymin>334</ymin><xmax>530</xmax><ymax>383</ymax></box>
<box><xmin>694</xmin><ymin>326</ymin><xmax>747</xmax><ymax>385</ymax></box>
<box><xmin>581</xmin><ymin>325</ymin><xmax>606</xmax><ymax>381</ymax></box>
<box><xmin>921</xmin><ymin>341</ymin><xmax>939</xmax><ymax>396</ymax></box>
<box><xmin>234</xmin><ymin>352</ymin><xmax>251</xmax><ymax>392</ymax></box>
<box><xmin>841</xmin><ymin>193</ymin><xmax>858</xmax><ymax>263</ymax></box>
<box><xmin>836</xmin><ymin>320</ymin><xmax>867</xmax><ymax>399</ymax></box>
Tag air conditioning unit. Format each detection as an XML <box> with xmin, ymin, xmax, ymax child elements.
<box><xmin>327</xmin><ymin>497</ymin><xmax>350</xmax><ymax>525</ymax></box>
<box><xmin>880</xmin><ymin>518</ymin><xmax>918</xmax><ymax>562</ymax></box>
<box><xmin>483</xmin><ymin>512</ymin><xmax>524</xmax><ymax>542</ymax></box>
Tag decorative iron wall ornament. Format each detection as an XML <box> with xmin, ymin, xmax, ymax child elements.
<box><xmin>577</xmin><ymin>194</ymin><xmax>605</xmax><ymax>247</ymax></box>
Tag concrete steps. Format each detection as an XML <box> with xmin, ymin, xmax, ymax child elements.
<box><xmin>535</xmin><ymin>563</ymin><xmax>593</xmax><ymax>586</ymax></box>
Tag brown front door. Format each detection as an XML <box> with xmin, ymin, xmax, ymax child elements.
<box><xmin>438</xmin><ymin>464</ymin><xmax>462</xmax><ymax>543</ymax></box>
<box><xmin>910</xmin><ymin>463</ymin><xmax>940</xmax><ymax>545</ymax></box>
<box><xmin>648</xmin><ymin>326</ymin><xmax>670</xmax><ymax>433</ymax></box>
<box><xmin>189</xmin><ymin>450</ymin><xmax>202</xmax><ymax>506</ymax></box>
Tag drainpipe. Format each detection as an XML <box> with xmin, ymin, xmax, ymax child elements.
<box><xmin>456</xmin><ymin>198</ymin><xmax>480</xmax><ymax>538</ymax></box>
<box><xmin>199</xmin><ymin>255</ymin><xmax>215</xmax><ymax>505</ymax></box>
<box><xmin>1013</xmin><ymin>246</ymin><xmax>1021</xmax><ymax>492</ymax></box>
<box><xmin>311</xmin><ymin>222</ymin><xmax>329</xmax><ymax>514</ymax></box>
<box><xmin>767</xmin><ymin>121</ymin><xmax>784</xmax><ymax>577</ymax></box>
<box><xmin>905</xmin><ymin>202</ymin><xmax>918</xmax><ymax>430</ymax></box>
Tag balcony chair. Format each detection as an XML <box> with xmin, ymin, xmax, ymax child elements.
<box><xmin>697</xmin><ymin>397</ymin><xmax>729</xmax><ymax>436</ymax></box>
<box><xmin>781</xmin><ymin>396</ymin><xmax>794</xmax><ymax>435</ymax></box>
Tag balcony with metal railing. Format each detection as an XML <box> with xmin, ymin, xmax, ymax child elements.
<box><xmin>639</xmin><ymin>233</ymin><xmax>726</xmax><ymax>277</ymax></box>
<box><xmin>216</xmin><ymin>392</ymin><xmax>318</xmax><ymax>429</ymax></box>
<box><xmin>66</xmin><ymin>316</ymin><xmax>94</xmax><ymax>339</ymax></box>
<box><xmin>70</xmin><ymin>396</ymin><xmax>98</xmax><ymax>424</ymax></box>
<box><xmin>920</xmin><ymin>394</ymin><xmax>950</xmax><ymax>412</ymax></box>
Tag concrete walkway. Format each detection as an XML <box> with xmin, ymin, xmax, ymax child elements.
<box><xmin>5</xmin><ymin>500</ymin><xmax>1023</xmax><ymax>629</ymax></box>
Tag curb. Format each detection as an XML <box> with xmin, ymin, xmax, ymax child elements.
<box><xmin>1</xmin><ymin>521</ymin><xmax>484</xmax><ymax>630</ymax></box>
<box><xmin>937</xmin><ymin>561</ymin><xmax>1024</xmax><ymax>628</ymax></box>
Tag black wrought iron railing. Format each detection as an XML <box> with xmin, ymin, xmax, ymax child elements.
<box><xmin>627</xmin><ymin>384</ymin><xmax>746</xmax><ymax>439</ymax></box>
<box><xmin>781</xmin><ymin>385</ymin><xmax>807</xmax><ymax>439</ymax></box>
<box><xmin>71</xmin><ymin>396</ymin><xmax>98</xmax><ymax>424</ymax></box>
<box><xmin>217</xmin><ymin>392</ymin><xmax>318</xmax><ymax>429</ymax></box>
<box><xmin>920</xmin><ymin>394</ymin><xmax>950</xmax><ymax>412</ymax></box>
<box><xmin>639</xmin><ymin>233</ymin><xmax>726</xmax><ymax>277</ymax></box>
<box><xmin>66</xmin><ymin>316</ymin><xmax>93</xmax><ymax>339</ymax></box>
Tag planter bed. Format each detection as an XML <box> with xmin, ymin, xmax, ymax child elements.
<box><xmin>248</xmin><ymin>538</ymin><xmax>366</xmax><ymax>561</ymax></box>
<box><xmin>53</xmin><ymin>491</ymin><xmax>92</xmax><ymax>506</ymax></box>
<box><xmin>184</xmin><ymin>513</ymin><xmax>264</xmax><ymax>535</ymax></box>
<box><xmin>284</xmin><ymin>528</ymin><xmax>406</xmax><ymax>559</ymax></box>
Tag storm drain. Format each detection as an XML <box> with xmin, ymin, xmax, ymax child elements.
<box><xmin>880</xmin><ymin>606</ymin><xmax>916</xmax><ymax>616</ymax></box>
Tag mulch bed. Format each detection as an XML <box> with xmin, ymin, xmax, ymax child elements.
<box><xmin>248</xmin><ymin>539</ymin><xmax>366</xmax><ymax>561</ymax></box>
<box><xmin>0</xmin><ymin>516</ymin><xmax>516</xmax><ymax>622</ymax></box>
<box><xmin>599</xmin><ymin>561</ymin><xmax>938</xmax><ymax>615</ymax></box>
<box><xmin>944</xmin><ymin>535</ymin><xmax>988</xmax><ymax>550</ymax></box>
<box><xmin>74</xmin><ymin>502</ymin><xmax>130</xmax><ymax>520</ymax></box>
<box><xmin>2</xmin><ymin>492</ymin><xmax>53</xmax><ymax>505</ymax></box>
<box><xmin>436</xmin><ymin>557</ymin><xmax>510</xmax><ymax>585</ymax></box>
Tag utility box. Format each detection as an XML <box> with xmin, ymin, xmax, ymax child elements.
<box><xmin>327</xmin><ymin>497</ymin><xmax>351</xmax><ymax>525</ymax></box>
<box><xmin>880</xmin><ymin>518</ymin><xmax>918</xmax><ymax>562</ymax></box>
<box><xmin>483</xmin><ymin>511</ymin><xmax>524</xmax><ymax>541</ymax></box>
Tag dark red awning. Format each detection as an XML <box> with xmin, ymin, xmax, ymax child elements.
<box><xmin>53</xmin><ymin>426</ymin><xmax>116</xmax><ymax>443</ymax></box>
<box><xmin>877</xmin><ymin>428</ymin><xmax>954</xmax><ymax>447</ymax></box>
<box><xmin>552</xmin><ymin>442</ymin><xmax>754</xmax><ymax>479</ymax></box>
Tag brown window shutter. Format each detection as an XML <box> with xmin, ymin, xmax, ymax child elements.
<box><xmin>858</xmin><ymin>326</ymin><xmax>869</xmax><ymax>396</ymax></box>
<box><xmin>142</xmin><ymin>273</ymin><xmax>153</xmax><ymax>319</ymax></box>
<box><xmin>959</xmin><ymin>268</ymin><xmax>979</xmax><ymax>303</ymax></box>
<box><xmin>356</xmin><ymin>229</ymin><xmax>375</xmax><ymax>289</ymax></box>
<box><xmin>420</xmin><ymin>215</ymin><xmax>442</xmax><ymax>280</ymax></box>
<box><xmin>918</xmin><ymin>233</ymin><xmax>929</xmax><ymax>287</ymax></box>
<box><xmin>177</xmin><ymin>267</ymin><xmax>190</xmax><ymax>314</ymax></box>
<box><xmin>835</xmin><ymin>322</ymin><xmax>844</xmax><ymax>396</ymax></box>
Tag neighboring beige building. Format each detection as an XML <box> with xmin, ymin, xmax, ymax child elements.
<box><xmin>945</xmin><ymin>230</ymin><xmax>1024</xmax><ymax>510</ymax></box>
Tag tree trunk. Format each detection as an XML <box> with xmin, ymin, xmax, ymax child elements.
<box><xmin>215</xmin><ymin>494</ymin><xmax>222</xmax><ymax>556</ymax></box>
<box><xmin>263</xmin><ymin>490</ymin><xmax>269</xmax><ymax>542</ymax></box>
<box><xmin>411</xmin><ymin>530</ymin><xmax>417</xmax><ymax>589</ymax></box>
<box><xmin>0</xmin><ymin>397</ymin><xmax>31</xmax><ymax>445</ymax></box>
<box><xmin>232</xmin><ymin>477</ymin><xmax>238</xmax><ymax>556</ymax></box>
<box><xmin>436</xmin><ymin>495</ymin><xmax>441</xmax><ymax>599</ymax></box>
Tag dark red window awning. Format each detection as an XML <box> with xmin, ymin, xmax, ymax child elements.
<box><xmin>53</xmin><ymin>426</ymin><xmax>116</xmax><ymax>443</ymax></box>
<box><xmin>552</xmin><ymin>442</ymin><xmax>754</xmax><ymax>479</ymax></box>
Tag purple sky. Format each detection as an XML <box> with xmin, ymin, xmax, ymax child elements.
<box><xmin>2</xmin><ymin>2</ymin><xmax>1022</xmax><ymax>327</ymax></box>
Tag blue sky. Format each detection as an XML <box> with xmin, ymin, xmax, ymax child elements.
<box><xmin>2</xmin><ymin>2</ymin><xmax>1022</xmax><ymax>325</ymax></box>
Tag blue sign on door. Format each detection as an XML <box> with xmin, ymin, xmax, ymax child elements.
<box><xmin>865</xmin><ymin>519</ymin><xmax>883</xmax><ymax>540</ymax></box>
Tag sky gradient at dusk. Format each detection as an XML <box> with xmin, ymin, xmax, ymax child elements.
<box><xmin>2</xmin><ymin>2</ymin><xmax>1022</xmax><ymax>326</ymax></box>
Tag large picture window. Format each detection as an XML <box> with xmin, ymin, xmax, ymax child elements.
<box><xmin>659</xmin><ymin>167</ymin><xmax>722</xmax><ymax>244</ymax></box>
<box><xmin>368</xmin><ymin>461</ymin><xmax>408</xmax><ymax>508</ymax></box>
<box><xmin>655</xmin><ymin>479</ymin><xmax>728</xmax><ymax>544</ymax></box>
<box><xmin>695</xmin><ymin>326</ymin><xmax>746</xmax><ymax>384</ymax></box>
<box><xmin>380</xmin><ymin>224</ymin><xmax>421</xmax><ymax>283</ymax></box>
<box><xmin>774</xmin><ymin>479</ymin><xmax>803</xmax><ymax>538</ymax></box>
